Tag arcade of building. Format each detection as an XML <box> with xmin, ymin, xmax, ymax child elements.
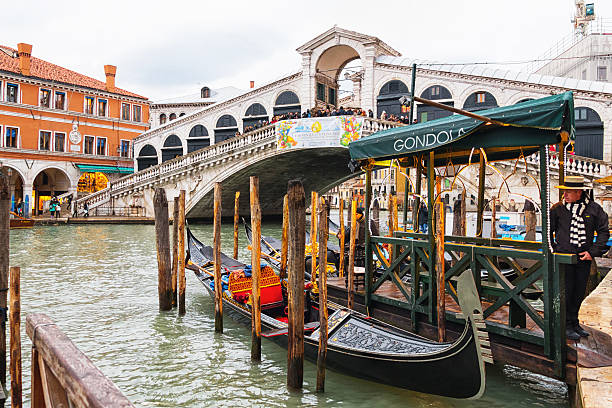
<box><xmin>135</xmin><ymin>27</ymin><xmax>612</xmax><ymax>175</ymax></box>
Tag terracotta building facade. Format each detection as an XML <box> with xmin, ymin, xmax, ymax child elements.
<box><xmin>0</xmin><ymin>43</ymin><xmax>149</xmax><ymax>215</ymax></box>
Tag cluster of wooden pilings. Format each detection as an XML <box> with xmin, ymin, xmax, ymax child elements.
<box><xmin>154</xmin><ymin>188</ymin><xmax>187</xmax><ymax>314</ymax></box>
<box><xmin>167</xmin><ymin>177</ymin><xmax>362</xmax><ymax>393</ymax></box>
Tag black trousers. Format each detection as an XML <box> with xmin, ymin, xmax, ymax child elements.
<box><xmin>564</xmin><ymin>260</ymin><xmax>591</xmax><ymax>327</ymax></box>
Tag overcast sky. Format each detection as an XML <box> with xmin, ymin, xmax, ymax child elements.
<box><xmin>4</xmin><ymin>0</ymin><xmax>612</xmax><ymax>101</ymax></box>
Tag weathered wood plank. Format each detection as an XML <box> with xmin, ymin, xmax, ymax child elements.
<box><xmin>9</xmin><ymin>267</ymin><xmax>21</xmax><ymax>408</ymax></box>
<box><xmin>1</xmin><ymin>168</ymin><xmax>11</xmax><ymax>388</ymax></box>
<box><xmin>233</xmin><ymin>191</ymin><xmax>240</xmax><ymax>260</ymax></box>
<box><xmin>178</xmin><ymin>190</ymin><xmax>186</xmax><ymax>316</ymax></box>
<box><xmin>338</xmin><ymin>199</ymin><xmax>345</xmax><ymax>278</ymax></box>
<box><xmin>213</xmin><ymin>183</ymin><xmax>223</xmax><ymax>333</ymax></box>
<box><xmin>347</xmin><ymin>200</ymin><xmax>358</xmax><ymax>310</ymax></box>
<box><xmin>26</xmin><ymin>314</ymin><xmax>134</xmax><ymax>408</ymax></box>
<box><xmin>172</xmin><ymin>196</ymin><xmax>179</xmax><ymax>307</ymax></box>
<box><xmin>250</xmin><ymin>176</ymin><xmax>262</xmax><ymax>362</ymax></box>
<box><xmin>316</xmin><ymin>197</ymin><xmax>329</xmax><ymax>392</ymax></box>
<box><xmin>280</xmin><ymin>195</ymin><xmax>288</xmax><ymax>281</ymax></box>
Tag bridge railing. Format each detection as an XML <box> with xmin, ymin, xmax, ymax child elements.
<box><xmin>526</xmin><ymin>151</ymin><xmax>612</xmax><ymax>179</ymax></box>
<box><xmin>75</xmin><ymin>117</ymin><xmax>402</xmax><ymax>211</ymax></box>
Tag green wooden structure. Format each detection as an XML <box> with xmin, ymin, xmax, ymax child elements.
<box><xmin>348</xmin><ymin>92</ymin><xmax>577</xmax><ymax>379</ymax></box>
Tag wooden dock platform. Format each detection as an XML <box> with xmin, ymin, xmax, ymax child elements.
<box><xmin>326</xmin><ymin>276</ymin><xmax>578</xmax><ymax>384</ymax></box>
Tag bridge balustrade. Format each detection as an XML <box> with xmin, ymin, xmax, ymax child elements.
<box><xmin>75</xmin><ymin>117</ymin><xmax>401</xmax><ymax>212</ymax></box>
<box><xmin>367</xmin><ymin>231</ymin><xmax>575</xmax><ymax>379</ymax></box>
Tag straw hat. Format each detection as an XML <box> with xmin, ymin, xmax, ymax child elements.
<box><xmin>555</xmin><ymin>175</ymin><xmax>590</xmax><ymax>190</ymax></box>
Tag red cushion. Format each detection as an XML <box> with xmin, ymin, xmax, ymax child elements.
<box><xmin>261</xmin><ymin>285</ymin><xmax>283</xmax><ymax>306</ymax></box>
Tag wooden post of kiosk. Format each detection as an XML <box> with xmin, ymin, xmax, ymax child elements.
<box><xmin>413</xmin><ymin>159</ymin><xmax>422</xmax><ymax>232</ymax></box>
<box><xmin>213</xmin><ymin>183</ymin><xmax>223</xmax><ymax>333</ymax></box>
<box><xmin>310</xmin><ymin>191</ymin><xmax>318</xmax><ymax>282</ymax></box>
<box><xmin>435</xmin><ymin>201</ymin><xmax>446</xmax><ymax>342</ymax></box>
<box><xmin>338</xmin><ymin>199</ymin><xmax>345</xmax><ymax>278</ymax></box>
<box><xmin>287</xmin><ymin>180</ymin><xmax>305</xmax><ymax>390</ymax></box>
<box><xmin>9</xmin><ymin>266</ymin><xmax>21</xmax><ymax>408</ymax></box>
<box><xmin>178</xmin><ymin>190</ymin><xmax>186</xmax><ymax>316</ymax></box>
<box><xmin>280</xmin><ymin>195</ymin><xmax>289</xmax><ymax>281</ymax></box>
<box><xmin>476</xmin><ymin>154</ymin><xmax>486</xmax><ymax>237</ymax></box>
<box><xmin>460</xmin><ymin>192</ymin><xmax>466</xmax><ymax>236</ymax></box>
<box><xmin>558</xmin><ymin>132</ymin><xmax>568</xmax><ymax>202</ymax></box>
<box><xmin>491</xmin><ymin>198</ymin><xmax>497</xmax><ymax>239</ymax></box>
<box><xmin>250</xmin><ymin>177</ymin><xmax>262</xmax><ymax>362</ymax></box>
<box><xmin>0</xmin><ymin>168</ymin><xmax>10</xmax><ymax>392</ymax></box>
<box><xmin>347</xmin><ymin>200</ymin><xmax>358</xmax><ymax>310</ymax></box>
<box><xmin>233</xmin><ymin>192</ymin><xmax>240</xmax><ymax>260</ymax></box>
<box><xmin>154</xmin><ymin>188</ymin><xmax>172</xmax><ymax>311</ymax></box>
<box><xmin>371</xmin><ymin>197</ymin><xmax>379</xmax><ymax>236</ymax></box>
<box><xmin>172</xmin><ymin>197</ymin><xmax>179</xmax><ymax>307</ymax></box>
<box><xmin>388</xmin><ymin>194</ymin><xmax>395</xmax><ymax>259</ymax></box>
<box><xmin>316</xmin><ymin>197</ymin><xmax>329</xmax><ymax>392</ymax></box>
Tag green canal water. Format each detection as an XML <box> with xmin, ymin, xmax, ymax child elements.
<box><xmin>8</xmin><ymin>223</ymin><xmax>568</xmax><ymax>407</ymax></box>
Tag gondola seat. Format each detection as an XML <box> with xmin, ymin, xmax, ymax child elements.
<box><xmin>228</xmin><ymin>265</ymin><xmax>283</xmax><ymax>308</ymax></box>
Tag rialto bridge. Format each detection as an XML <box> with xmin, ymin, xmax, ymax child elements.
<box><xmin>75</xmin><ymin>26</ymin><xmax>612</xmax><ymax>218</ymax></box>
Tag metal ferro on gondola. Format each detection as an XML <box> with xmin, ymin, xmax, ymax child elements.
<box><xmin>350</xmin><ymin>91</ymin><xmax>576</xmax><ymax>379</ymax></box>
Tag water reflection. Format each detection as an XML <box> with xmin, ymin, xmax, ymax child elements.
<box><xmin>8</xmin><ymin>224</ymin><xmax>567</xmax><ymax>407</ymax></box>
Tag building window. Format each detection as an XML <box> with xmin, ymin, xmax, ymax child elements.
<box><xmin>40</xmin><ymin>89</ymin><xmax>51</xmax><ymax>108</ymax></box>
<box><xmin>6</xmin><ymin>83</ymin><xmax>18</xmax><ymax>103</ymax></box>
<box><xmin>328</xmin><ymin>88</ymin><xmax>337</xmax><ymax>106</ymax></box>
<box><xmin>133</xmin><ymin>105</ymin><xmax>142</xmax><ymax>122</ymax></box>
<box><xmin>201</xmin><ymin>87</ymin><xmax>210</xmax><ymax>98</ymax></box>
<box><xmin>96</xmin><ymin>137</ymin><xmax>107</xmax><ymax>155</ymax></box>
<box><xmin>39</xmin><ymin>131</ymin><xmax>51</xmax><ymax>150</ymax></box>
<box><xmin>575</xmin><ymin>108</ymin><xmax>588</xmax><ymax>121</ymax></box>
<box><xmin>98</xmin><ymin>99</ymin><xmax>107</xmax><ymax>117</ymax></box>
<box><xmin>54</xmin><ymin>91</ymin><xmax>66</xmax><ymax>109</ymax></box>
<box><xmin>169</xmin><ymin>113</ymin><xmax>177</xmax><ymax>121</ymax></box>
<box><xmin>5</xmin><ymin>127</ymin><xmax>18</xmax><ymax>148</ymax></box>
<box><xmin>84</xmin><ymin>136</ymin><xmax>94</xmax><ymax>154</ymax></box>
<box><xmin>120</xmin><ymin>140</ymin><xmax>130</xmax><ymax>157</ymax></box>
<box><xmin>85</xmin><ymin>97</ymin><xmax>95</xmax><ymax>114</ymax></box>
<box><xmin>121</xmin><ymin>103</ymin><xmax>130</xmax><ymax>121</ymax></box>
<box><xmin>598</xmin><ymin>66</ymin><xmax>608</xmax><ymax>82</ymax></box>
<box><xmin>160</xmin><ymin>113</ymin><xmax>167</xmax><ymax>124</ymax></box>
<box><xmin>431</xmin><ymin>86</ymin><xmax>440</xmax><ymax>97</ymax></box>
<box><xmin>476</xmin><ymin>92</ymin><xmax>485</xmax><ymax>104</ymax></box>
<box><xmin>54</xmin><ymin>132</ymin><xmax>66</xmax><ymax>152</ymax></box>
<box><xmin>420</xmin><ymin>112</ymin><xmax>428</xmax><ymax>123</ymax></box>
<box><xmin>316</xmin><ymin>83</ymin><xmax>326</xmax><ymax>101</ymax></box>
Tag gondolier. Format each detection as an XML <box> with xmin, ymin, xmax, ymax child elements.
<box><xmin>550</xmin><ymin>176</ymin><xmax>609</xmax><ymax>341</ymax></box>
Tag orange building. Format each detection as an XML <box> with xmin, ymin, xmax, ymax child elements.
<box><xmin>0</xmin><ymin>43</ymin><xmax>149</xmax><ymax>215</ymax></box>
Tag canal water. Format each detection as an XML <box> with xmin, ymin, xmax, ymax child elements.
<box><xmin>8</xmin><ymin>223</ymin><xmax>568</xmax><ymax>407</ymax></box>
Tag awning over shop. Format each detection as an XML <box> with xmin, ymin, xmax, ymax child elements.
<box><xmin>76</xmin><ymin>164</ymin><xmax>134</xmax><ymax>174</ymax></box>
<box><xmin>349</xmin><ymin>92</ymin><xmax>575</xmax><ymax>166</ymax></box>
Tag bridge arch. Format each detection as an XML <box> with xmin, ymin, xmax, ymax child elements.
<box><xmin>137</xmin><ymin>144</ymin><xmax>159</xmax><ymax>171</ymax></box>
<box><xmin>187</xmin><ymin>124</ymin><xmax>210</xmax><ymax>153</ymax></box>
<box><xmin>162</xmin><ymin>134</ymin><xmax>184</xmax><ymax>162</ymax></box>
<box><xmin>417</xmin><ymin>84</ymin><xmax>454</xmax><ymax>123</ymax></box>
<box><xmin>462</xmin><ymin>91</ymin><xmax>498</xmax><ymax>112</ymax></box>
<box><xmin>376</xmin><ymin>79</ymin><xmax>410</xmax><ymax>118</ymax></box>
<box><xmin>273</xmin><ymin>90</ymin><xmax>301</xmax><ymax>116</ymax></box>
<box><xmin>574</xmin><ymin>106</ymin><xmax>604</xmax><ymax>160</ymax></box>
<box><xmin>2</xmin><ymin>166</ymin><xmax>25</xmax><ymax>212</ymax></box>
<box><xmin>32</xmin><ymin>167</ymin><xmax>72</xmax><ymax>215</ymax></box>
<box><xmin>214</xmin><ymin>114</ymin><xmax>239</xmax><ymax>144</ymax></box>
<box><xmin>243</xmin><ymin>102</ymin><xmax>269</xmax><ymax>130</ymax></box>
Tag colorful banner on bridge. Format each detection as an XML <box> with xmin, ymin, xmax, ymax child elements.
<box><xmin>276</xmin><ymin>116</ymin><xmax>364</xmax><ymax>150</ymax></box>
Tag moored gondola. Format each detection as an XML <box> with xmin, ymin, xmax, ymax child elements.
<box><xmin>186</xmin><ymin>227</ymin><xmax>490</xmax><ymax>399</ymax></box>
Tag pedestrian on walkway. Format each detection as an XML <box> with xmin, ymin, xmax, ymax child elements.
<box><xmin>550</xmin><ymin>176</ymin><xmax>609</xmax><ymax>341</ymax></box>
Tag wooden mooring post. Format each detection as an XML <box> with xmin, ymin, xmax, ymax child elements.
<box><xmin>27</xmin><ymin>314</ymin><xmax>134</xmax><ymax>408</ymax></box>
<box><xmin>250</xmin><ymin>176</ymin><xmax>262</xmax><ymax>362</ymax></box>
<box><xmin>280</xmin><ymin>195</ymin><xmax>289</xmax><ymax>280</ymax></box>
<box><xmin>9</xmin><ymin>267</ymin><xmax>21</xmax><ymax>408</ymax></box>
<box><xmin>287</xmin><ymin>180</ymin><xmax>305</xmax><ymax>390</ymax></box>
<box><xmin>316</xmin><ymin>197</ymin><xmax>329</xmax><ymax>392</ymax></box>
<box><xmin>178</xmin><ymin>190</ymin><xmax>186</xmax><ymax>316</ymax></box>
<box><xmin>310</xmin><ymin>191</ymin><xmax>318</xmax><ymax>282</ymax></box>
<box><xmin>154</xmin><ymin>188</ymin><xmax>172</xmax><ymax>311</ymax></box>
<box><xmin>0</xmin><ymin>168</ymin><xmax>10</xmax><ymax>394</ymax></box>
<box><xmin>213</xmin><ymin>183</ymin><xmax>223</xmax><ymax>333</ymax></box>
<box><xmin>435</xmin><ymin>201</ymin><xmax>446</xmax><ymax>342</ymax></box>
<box><xmin>338</xmin><ymin>199</ymin><xmax>345</xmax><ymax>278</ymax></box>
<box><xmin>172</xmin><ymin>197</ymin><xmax>179</xmax><ymax>307</ymax></box>
<box><xmin>347</xmin><ymin>199</ymin><xmax>358</xmax><ymax>310</ymax></box>
<box><xmin>233</xmin><ymin>192</ymin><xmax>240</xmax><ymax>260</ymax></box>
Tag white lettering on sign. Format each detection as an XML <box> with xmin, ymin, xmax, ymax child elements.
<box><xmin>393</xmin><ymin>128</ymin><xmax>465</xmax><ymax>152</ymax></box>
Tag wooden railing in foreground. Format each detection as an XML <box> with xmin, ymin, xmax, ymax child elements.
<box><xmin>26</xmin><ymin>313</ymin><xmax>133</xmax><ymax>408</ymax></box>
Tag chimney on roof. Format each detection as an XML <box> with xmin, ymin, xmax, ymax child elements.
<box><xmin>17</xmin><ymin>43</ymin><xmax>32</xmax><ymax>76</ymax></box>
<box><xmin>104</xmin><ymin>65</ymin><xmax>116</xmax><ymax>92</ymax></box>
<box><xmin>250</xmin><ymin>80</ymin><xmax>255</xmax><ymax>89</ymax></box>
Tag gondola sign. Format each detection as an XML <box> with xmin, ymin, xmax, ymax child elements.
<box><xmin>276</xmin><ymin>116</ymin><xmax>364</xmax><ymax>150</ymax></box>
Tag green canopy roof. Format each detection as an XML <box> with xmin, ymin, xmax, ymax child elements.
<box><xmin>76</xmin><ymin>164</ymin><xmax>134</xmax><ymax>174</ymax></box>
<box><xmin>349</xmin><ymin>91</ymin><xmax>574</xmax><ymax>166</ymax></box>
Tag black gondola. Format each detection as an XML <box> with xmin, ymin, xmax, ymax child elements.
<box><xmin>186</xmin><ymin>227</ymin><xmax>490</xmax><ymax>399</ymax></box>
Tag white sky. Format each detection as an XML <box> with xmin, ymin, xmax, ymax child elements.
<box><xmin>4</xmin><ymin>0</ymin><xmax>612</xmax><ymax>101</ymax></box>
